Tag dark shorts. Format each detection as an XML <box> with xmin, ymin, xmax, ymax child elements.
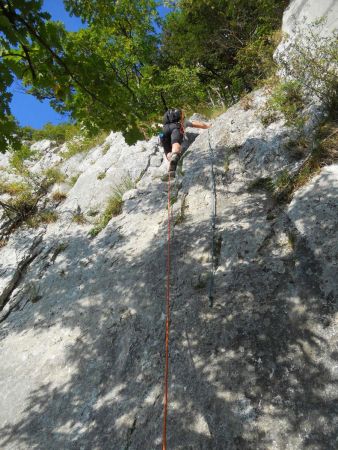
<box><xmin>162</xmin><ymin>123</ymin><xmax>183</xmax><ymax>155</ymax></box>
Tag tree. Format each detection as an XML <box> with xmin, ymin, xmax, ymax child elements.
<box><xmin>0</xmin><ymin>0</ymin><xmax>160</xmax><ymax>151</ymax></box>
<box><xmin>1</xmin><ymin>0</ymin><xmax>291</xmax><ymax>151</ymax></box>
<box><xmin>160</xmin><ymin>0</ymin><xmax>288</xmax><ymax>102</ymax></box>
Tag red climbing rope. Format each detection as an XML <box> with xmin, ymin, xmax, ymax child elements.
<box><xmin>162</xmin><ymin>171</ymin><xmax>171</xmax><ymax>450</ymax></box>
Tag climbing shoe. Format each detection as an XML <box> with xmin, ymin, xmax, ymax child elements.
<box><xmin>169</xmin><ymin>153</ymin><xmax>180</xmax><ymax>172</ymax></box>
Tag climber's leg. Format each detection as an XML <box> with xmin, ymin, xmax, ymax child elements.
<box><xmin>165</xmin><ymin>141</ymin><xmax>182</xmax><ymax>162</ymax></box>
<box><xmin>169</xmin><ymin>148</ymin><xmax>180</xmax><ymax>172</ymax></box>
<box><xmin>171</xmin><ymin>128</ymin><xmax>183</xmax><ymax>155</ymax></box>
<box><xmin>169</xmin><ymin>129</ymin><xmax>183</xmax><ymax>171</ymax></box>
<box><xmin>165</xmin><ymin>151</ymin><xmax>172</xmax><ymax>162</ymax></box>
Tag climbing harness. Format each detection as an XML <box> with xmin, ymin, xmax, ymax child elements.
<box><xmin>207</xmin><ymin>129</ymin><xmax>217</xmax><ymax>307</ymax></box>
<box><xmin>162</xmin><ymin>171</ymin><xmax>171</xmax><ymax>450</ymax></box>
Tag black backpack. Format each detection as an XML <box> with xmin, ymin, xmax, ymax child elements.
<box><xmin>163</xmin><ymin>108</ymin><xmax>181</xmax><ymax>125</ymax></box>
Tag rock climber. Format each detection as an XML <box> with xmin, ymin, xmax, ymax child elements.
<box><xmin>160</xmin><ymin>108</ymin><xmax>211</xmax><ymax>177</ymax></box>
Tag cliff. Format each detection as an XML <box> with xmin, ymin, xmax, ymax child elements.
<box><xmin>0</xmin><ymin>1</ymin><xmax>337</xmax><ymax>449</ymax></box>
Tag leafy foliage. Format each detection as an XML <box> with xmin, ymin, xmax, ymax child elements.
<box><xmin>0</xmin><ymin>0</ymin><xmax>66</xmax><ymax>151</ymax></box>
<box><xmin>21</xmin><ymin>122</ymin><xmax>80</xmax><ymax>144</ymax></box>
<box><xmin>266</xmin><ymin>80</ymin><xmax>305</xmax><ymax>127</ymax></box>
<box><xmin>42</xmin><ymin>167</ymin><xmax>66</xmax><ymax>186</ymax></box>
<box><xmin>9</xmin><ymin>144</ymin><xmax>38</xmax><ymax>172</ymax></box>
<box><xmin>2</xmin><ymin>0</ymin><xmax>332</xmax><ymax>153</ymax></box>
<box><xmin>0</xmin><ymin>179</ymin><xmax>29</xmax><ymax>195</ymax></box>
<box><xmin>0</xmin><ymin>0</ymin><xmax>161</xmax><ymax>150</ymax></box>
<box><xmin>0</xmin><ymin>163</ymin><xmax>65</xmax><ymax>236</ymax></box>
<box><xmin>51</xmin><ymin>191</ymin><xmax>67</xmax><ymax>202</ymax></box>
<box><xmin>26</xmin><ymin>209</ymin><xmax>58</xmax><ymax>228</ymax></box>
<box><xmin>161</xmin><ymin>0</ymin><xmax>287</xmax><ymax>103</ymax></box>
<box><xmin>0</xmin><ymin>0</ymin><xmax>289</xmax><ymax>151</ymax></box>
<box><xmin>72</xmin><ymin>212</ymin><xmax>87</xmax><ymax>224</ymax></box>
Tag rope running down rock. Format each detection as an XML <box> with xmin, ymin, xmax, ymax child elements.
<box><xmin>162</xmin><ymin>171</ymin><xmax>172</xmax><ymax>450</ymax></box>
<box><xmin>207</xmin><ymin>129</ymin><xmax>217</xmax><ymax>307</ymax></box>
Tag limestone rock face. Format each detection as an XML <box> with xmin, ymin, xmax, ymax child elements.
<box><xmin>282</xmin><ymin>0</ymin><xmax>338</xmax><ymax>38</ymax></box>
<box><xmin>275</xmin><ymin>0</ymin><xmax>338</xmax><ymax>62</ymax></box>
<box><xmin>288</xmin><ymin>165</ymin><xmax>338</xmax><ymax>298</ymax></box>
<box><xmin>0</xmin><ymin>83</ymin><xmax>336</xmax><ymax>449</ymax></box>
<box><xmin>0</xmin><ymin>152</ymin><xmax>10</xmax><ymax>169</ymax></box>
<box><xmin>0</xmin><ymin>230</ymin><xmax>43</xmax><ymax>309</ymax></box>
<box><xmin>0</xmin><ymin>3</ymin><xmax>337</xmax><ymax>443</ymax></box>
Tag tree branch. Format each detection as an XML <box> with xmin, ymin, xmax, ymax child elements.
<box><xmin>1</xmin><ymin>52</ymin><xmax>26</xmax><ymax>58</ymax></box>
<box><xmin>22</xmin><ymin>44</ymin><xmax>37</xmax><ymax>80</ymax></box>
<box><xmin>0</xmin><ymin>2</ymin><xmax>115</xmax><ymax>112</ymax></box>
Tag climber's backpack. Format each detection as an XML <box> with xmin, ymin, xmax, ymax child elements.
<box><xmin>163</xmin><ymin>108</ymin><xmax>182</xmax><ymax>125</ymax></box>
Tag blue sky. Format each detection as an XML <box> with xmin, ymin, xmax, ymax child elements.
<box><xmin>10</xmin><ymin>1</ymin><xmax>170</xmax><ymax>129</ymax></box>
<box><xmin>10</xmin><ymin>0</ymin><xmax>84</xmax><ymax>129</ymax></box>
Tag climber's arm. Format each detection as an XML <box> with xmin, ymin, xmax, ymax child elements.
<box><xmin>191</xmin><ymin>121</ymin><xmax>211</xmax><ymax>129</ymax></box>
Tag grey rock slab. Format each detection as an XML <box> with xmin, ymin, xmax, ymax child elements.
<box><xmin>30</xmin><ymin>139</ymin><xmax>54</xmax><ymax>153</ymax></box>
<box><xmin>173</xmin><ymin>98</ymin><xmax>337</xmax><ymax>449</ymax></box>
<box><xmin>59</xmin><ymin>151</ymin><xmax>88</xmax><ymax>178</ymax></box>
<box><xmin>288</xmin><ymin>164</ymin><xmax>338</xmax><ymax>297</ymax></box>
<box><xmin>122</xmin><ymin>189</ymin><xmax>138</xmax><ymax>201</ymax></box>
<box><xmin>0</xmin><ymin>230</ymin><xmax>44</xmax><ymax>309</ymax></box>
<box><xmin>0</xmin><ymin>153</ymin><xmax>10</xmax><ymax>169</ymax></box>
<box><xmin>275</xmin><ymin>0</ymin><xmax>338</xmax><ymax>76</ymax></box>
<box><xmin>136</xmin><ymin>175</ymin><xmax>154</xmax><ymax>192</ymax></box>
<box><xmin>129</xmin><ymin>140</ymin><xmax>148</xmax><ymax>153</ymax></box>
<box><xmin>61</xmin><ymin>132</ymin><xmax>127</xmax><ymax>178</ymax></box>
<box><xmin>29</xmin><ymin>142</ymin><xmax>63</xmax><ymax>173</ymax></box>
<box><xmin>149</xmin><ymin>154</ymin><xmax>163</xmax><ymax>167</ymax></box>
<box><xmin>59</xmin><ymin>152</ymin><xmax>149</xmax><ymax>214</ymax></box>
<box><xmin>281</xmin><ymin>0</ymin><xmax>338</xmax><ymax>38</ymax></box>
<box><xmin>0</xmin><ymin>172</ymin><xmax>168</xmax><ymax>449</ymax></box>
<box><xmin>116</xmin><ymin>151</ymin><xmax>150</xmax><ymax>180</ymax></box>
<box><xmin>0</xmin><ymin>79</ymin><xmax>337</xmax><ymax>449</ymax></box>
<box><xmin>148</xmin><ymin>166</ymin><xmax>167</xmax><ymax>180</ymax></box>
<box><xmin>189</xmin><ymin>112</ymin><xmax>209</xmax><ymax>122</ymax></box>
